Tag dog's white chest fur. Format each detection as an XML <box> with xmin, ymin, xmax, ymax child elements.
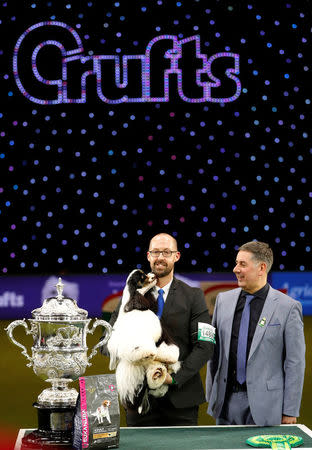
<box><xmin>107</xmin><ymin>269</ymin><xmax>181</xmax><ymax>414</ymax></box>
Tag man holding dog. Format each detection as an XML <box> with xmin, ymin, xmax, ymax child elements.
<box><xmin>108</xmin><ymin>232</ymin><xmax>214</xmax><ymax>426</ymax></box>
<box><xmin>205</xmin><ymin>241</ymin><xmax>305</xmax><ymax>425</ymax></box>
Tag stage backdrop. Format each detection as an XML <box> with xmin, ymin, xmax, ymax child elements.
<box><xmin>1</xmin><ymin>271</ymin><xmax>312</xmax><ymax>319</ymax></box>
<box><xmin>0</xmin><ymin>1</ymin><xmax>311</xmax><ymax>276</ymax></box>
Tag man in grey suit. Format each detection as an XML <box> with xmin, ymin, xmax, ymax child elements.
<box><xmin>109</xmin><ymin>233</ymin><xmax>214</xmax><ymax>426</ymax></box>
<box><xmin>206</xmin><ymin>241</ymin><xmax>305</xmax><ymax>426</ymax></box>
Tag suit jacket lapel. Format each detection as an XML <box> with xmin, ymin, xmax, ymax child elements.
<box><xmin>248</xmin><ymin>286</ymin><xmax>279</xmax><ymax>361</ymax></box>
<box><xmin>224</xmin><ymin>289</ymin><xmax>241</xmax><ymax>360</ymax></box>
<box><xmin>162</xmin><ymin>277</ymin><xmax>177</xmax><ymax>316</ymax></box>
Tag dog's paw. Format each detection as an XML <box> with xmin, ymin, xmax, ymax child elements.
<box><xmin>154</xmin><ymin>342</ymin><xmax>179</xmax><ymax>364</ymax></box>
<box><xmin>168</xmin><ymin>360</ymin><xmax>181</xmax><ymax>374</ymax></box>
<box><xmin>127</xmin><ymin>346</ymin><xmax>156</xmax><ymax>363</ymax></box>
<box><xmin>146</xmin><ymin>361</ymin><xmax>167</xmax><ymax>389</ymax></box>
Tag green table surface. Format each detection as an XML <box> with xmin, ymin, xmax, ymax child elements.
<box><xmin>117</xmin><ymin>425</ymin><xmax>312</xmax><ymax>450</ymax></box>
<box><xmin>16</xmin><ymin>425</ymin><xmax>312</xmax><ymax>450</ymax></box>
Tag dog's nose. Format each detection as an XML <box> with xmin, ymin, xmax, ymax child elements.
<box><xmin>148</xmin><ymin>272</ymin><xmax>156</xmax><ymax>281</ymax></box>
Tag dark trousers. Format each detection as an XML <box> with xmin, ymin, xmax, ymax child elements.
<box><xmin>126</xmin><ymin>395</ymin><xmax>199</xmax><ymax>427</ymax></box>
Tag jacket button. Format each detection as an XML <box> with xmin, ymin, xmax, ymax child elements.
<box><xmin>224</xmin><ymin>378</ymin><xmax>226</xmax><ymax>383</ymax></box>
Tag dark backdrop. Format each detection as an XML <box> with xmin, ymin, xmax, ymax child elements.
<box><xmin>0</xmin><ymin>0</ymin><xmax>311</xmax><ymax>275</ymax></box>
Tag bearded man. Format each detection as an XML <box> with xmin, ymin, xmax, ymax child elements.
<box><xmin>107</xmin><ymin>233</ymin><xmax>214</xmax><ymax>426</ymax></box>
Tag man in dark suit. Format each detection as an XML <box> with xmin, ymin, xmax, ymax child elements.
<box><xmin>206</xmin><ymin>241</ymin><xmax>305</xmax><ymax>426</ymax></box>
<box><xmin>108</xmin><ymin>232</ymin><xmax>214</xmax><ymax>426</ymax></box>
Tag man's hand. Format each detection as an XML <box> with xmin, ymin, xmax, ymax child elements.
<box><xmin>164</xmin><ymin>373</ymin><xmax>173</xmax><ymax>385</ymax></box>
<box><xmin>282</xmin><ymin>415</ymin><xmax>297</xmax><ymax>424</ymax></box>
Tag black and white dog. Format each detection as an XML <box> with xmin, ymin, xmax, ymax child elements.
<box><xmin>107</xmin><ymin>269</ymin><xmax>181</xmax><ymax>414</ymax></box>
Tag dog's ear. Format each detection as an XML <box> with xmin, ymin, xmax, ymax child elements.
<box><xmin>128</xmin><ymin>270</ymin><xmax>142</xmax><ymax>296</ymax></box>
<box><xmin>130</xmin><ymin>269</ymin><xmax>147</xmax><ymax>289</ymax></box>
<box><xmin>124</xmin><ymin>292</ymin><xmax>151</xmax><ymax>312</ymax></box>
<box><xmin>130</xmin><ymin>269</ymin><xmax>141</xmax><ymax>283</ymax></box>
<box><xmin>137</xmin><ymin>271</ymin><xmax>147</xmax><ymax>288</ymax></box>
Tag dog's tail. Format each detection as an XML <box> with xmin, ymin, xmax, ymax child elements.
<box><xmin>137</xmin><ymin>388</ymin><xmax>150</xmax><ymax>415</ymax></box>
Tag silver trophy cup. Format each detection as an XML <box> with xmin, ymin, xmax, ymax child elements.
<box><xmin>6</xmin><ymin>277</ymin><xmax>112</xmax><ymax>447</ymax></box>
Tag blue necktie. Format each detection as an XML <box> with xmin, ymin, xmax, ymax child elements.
<box><xmin>157</xmin><ymin>289</ymin><xmax>165</xmax><ymax>318</ymax></box>
<box><xmin>236</xmin><ymin>294</ymin><xmax>254</xmax><ymax>384</ymax></box>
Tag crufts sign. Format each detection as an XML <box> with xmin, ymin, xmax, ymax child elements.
<box><xmin>13</xmin><ymin>21</ymin><xmax>241</xmax><ymax>105</ymax></box>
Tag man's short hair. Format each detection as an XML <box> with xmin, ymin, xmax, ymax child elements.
<box><xmin>149</xmin><ymin>233</ymin><xmax>178</xmax><ymax>251</ymax></box>
<box><xmin>239</xmin><ymin>241</ymin><xmax>273</xmax><ymax>273</ymax></box>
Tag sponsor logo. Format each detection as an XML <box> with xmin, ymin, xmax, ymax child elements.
<box><xmin>281</xmin><ymin>282</ymin><xmax>312</xmax><ymax>300</ymax></box>
<box><xmin>0</xmin><ymin>291</ymin><xmax>24</xmax><ymax>307</ymax></box>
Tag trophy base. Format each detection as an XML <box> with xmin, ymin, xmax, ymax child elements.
<box><xmin>21</xmin><ymin>403</ymin><xmax>75</xmax><ymax>449</ymax></box>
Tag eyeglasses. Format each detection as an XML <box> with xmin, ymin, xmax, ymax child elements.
<box><xmin>149</xmin><ymin>250</ymin><xmax>178</xmax><ymax>257</ymax></box>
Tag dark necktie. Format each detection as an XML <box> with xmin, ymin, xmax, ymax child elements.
<box><xmin>157</xmin><ymin>289</ymin><xmax>165</xmax><ymax>318</ymax></box>
<box><xmin>236</xmin><ymin>294</ymin><xmax>254</xmax><ymax>384</ymax></box>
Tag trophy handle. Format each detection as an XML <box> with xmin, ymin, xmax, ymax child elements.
<box><xmin>5</xmin><ymin>319</ymin><xmax>34</xmax><ymax>367</ymax></box>
<box><xmin>86</xmin><ymin>319</ymin><xmax>112</xmax><ymax>363</ymax></box>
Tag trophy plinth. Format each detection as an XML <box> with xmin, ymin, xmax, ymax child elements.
<box><xmin>21</xmin><ymin>403</ymin><xmax>75</xmax><ymax>449</ymax></box>
<box><xmin>6</xmin><ymin>277</ymin><xmax>112</xmax><ymax>448</ymax></box>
